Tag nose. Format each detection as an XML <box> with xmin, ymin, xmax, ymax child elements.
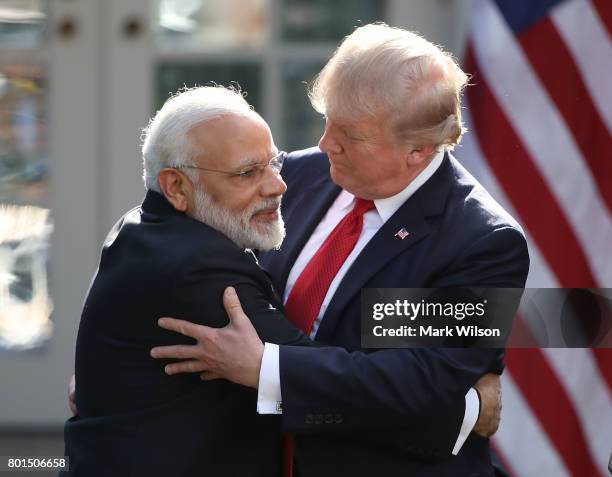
<box><xmin>318</xmin><ymin>121</ymin><xmax>342</xmax><ymax>155</ymax></box>
<box><xmin>260</xmin><ymin>166</ymin><xmax>287</xmax><ymax>198</ymax></box>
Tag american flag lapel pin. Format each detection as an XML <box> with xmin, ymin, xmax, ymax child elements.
<box><xmin>394</xmin><ymin>228</ymin><xmax>410</xmax><ymax>240</ymax></box>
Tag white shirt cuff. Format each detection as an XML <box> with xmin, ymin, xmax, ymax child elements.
<box><xmin>256</xmin><ymin>343</ymin><xmax>283</xmax><ymax>414</ymax></box>
<box><xmin>452</xmin><ymin>387</ymin><xmax>480</xmax><ymax>455</ymax></box>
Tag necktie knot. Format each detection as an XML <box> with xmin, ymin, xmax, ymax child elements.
<box><xmin>353</xmin><ymin>198</ymin><xmax>375</xmax><ymax>217</ymax></box>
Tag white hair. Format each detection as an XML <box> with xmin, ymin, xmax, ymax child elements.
<box><xmin>141</xmin><ymin>85</ymin><xmax>253</xmax><ymax>192</ymax></box>
<box><xmin>309</xmin><ymin>23</ymin><xmax>469</xmax><ymax>149</ymax></box>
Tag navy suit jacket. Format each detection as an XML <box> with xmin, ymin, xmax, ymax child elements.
<box><xmin>259</xmin><ymin>148</ymin><xmax>529</xmax><ymax>477</ymax></box>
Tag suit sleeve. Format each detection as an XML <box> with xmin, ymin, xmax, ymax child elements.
<box><xmin>433</xmin><ymin>226</ymin><xmax>530</xmax><ymax>289</ymax></box>
<box><xmin>279</xmin><ymin>226</ymin><xmax>529</xmax><ymax>457</ymax></box>
<box><xmin>171</xmin><ymin>256</ymin><xmax>313</xmax><ymax>347</ymax></box>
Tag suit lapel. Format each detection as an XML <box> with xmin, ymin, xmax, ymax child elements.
<box><xmin>315</xmin><ymin>195</ymin><xmax>430</xmax><ymax>342</ymax></box>
<box><xmin>271</xmin><ymin>177</ymin><xmax>341</xmax><ymax>297</ymax></box>
<box><xmin>315</xmin><ymin>154</ymin><xmax>454</xmax><ymax>342</ymax></box>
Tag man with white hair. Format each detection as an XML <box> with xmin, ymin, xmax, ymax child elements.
<box><xmin>62</xmin><ymin>86</ymin><xmax>313</xmax><ymax>477</ymax></box>
<box><xmin>151</xmin><ymin>24</ymin><xmax>529</xmax><ymax>476</ymax></box>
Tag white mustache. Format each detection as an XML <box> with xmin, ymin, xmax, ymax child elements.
<box><xmin>251</xmin><ymin>198</ymin><xmax>282</xmax><ymax>216</ymax></box>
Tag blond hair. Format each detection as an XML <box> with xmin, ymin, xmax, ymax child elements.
<box><xmin>309</xmin><ymin>23</ymin><xmax>468</xmax><ymax>149</ymax></box>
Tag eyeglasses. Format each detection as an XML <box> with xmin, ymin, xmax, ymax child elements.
<box><xmin>176</xmin><ymin>151</ymin><xmax>286</xmax><ymax>179</ymax></box>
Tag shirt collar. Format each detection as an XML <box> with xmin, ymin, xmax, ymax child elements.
<box><xmin>339</xmin><ymin>149</ymin><xmax>445</xmax><ymax>222</ymax></box>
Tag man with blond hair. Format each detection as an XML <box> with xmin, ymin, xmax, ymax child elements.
<box><xmin>152</xmin><ymin>24</ymin><xmax>529</xmax><ymax>477</ymax></box>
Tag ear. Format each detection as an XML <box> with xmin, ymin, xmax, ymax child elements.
<box><xmin>405</xmin><ymin>144</ymin><xmax>436</xmax><ymax>167</ymax></box>
<box><xmin>157</xmin><ymin>168</ymin><xmax>193</xmax><ymax>212</ymax></box>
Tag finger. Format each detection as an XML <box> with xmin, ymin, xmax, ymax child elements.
<box><xmin>223</xmin><ymin>287</ymin><xmax>247</xmax><ymax>323</ymax></box>
<box><xmin>68</xmin><ymin>390</ymin><xmax>78</xmax><ymax>416</ymax></box>
<box><xmin>200</xmin><ymin>371</ymin><xmax>221</xmax><ymax>381</ymax></box>
<box><xmin>68</xmin><ymin>375</ymin><xmax>77</xmax><ymax>415</ymax></box>
<box><xmin>151</xmin><ymin>345</ymin><xmax>199</xmax><ymax>359</ymax></box>
<box><xmin>164</xmin><ymin>360</ymin><xmax>209</xmax><ymax>375</ymax></box>
<box><xmin>158</xmin><ymin>317</ymin><xmax>206</xmax><ymax>339</ymax></box>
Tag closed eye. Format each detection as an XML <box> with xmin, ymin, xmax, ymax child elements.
<box><xmin>237</xmin><ymin>168</ymin><xmax>257</xmax><ymax>177</ymax></box>
<box><xmin>341</xmin><ymin>127</ymin><xmax>365</xmax><ymax>142</ymax></box>
<box><xmin>233</xmin><ymin>165</ymin><xmax>264</xmax><ymax>178</ymax></box>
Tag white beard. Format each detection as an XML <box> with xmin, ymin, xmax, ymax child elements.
<box><xmin>190</xmin><ymin>185</ymin><xmax>285</xmax><ymax>252</ymax></box>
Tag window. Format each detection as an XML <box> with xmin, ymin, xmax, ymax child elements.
<box><xmin>154</xmin><ymin>0</ymin><xmax>386</xmax><ymax>151</ymax></box>
<box><xmin>0</xmin><ymin>0</ymin><xmax>52</xmax><ymax>350</ymax></box>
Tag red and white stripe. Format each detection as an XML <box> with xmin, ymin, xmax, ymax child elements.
<box><xmin>495</xmin><ymin>372</ymin><xmax>570</xmax><ymax>477</ymax></box>
<box><xmin>552</xmin><ymin>0</ymin><xmax>612</xmax><ymax>133</ymax></box>
<box><xmin>458</xmin><ymin>0</ymin><xmax>612</xmax><ymax>475</ymax></box>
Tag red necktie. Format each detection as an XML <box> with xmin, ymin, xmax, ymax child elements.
<box><xmin>284</xmin><ymin>197</ymin><xmax>375</xmax><ymax>334</ymax></box>
<box><xmin>281</xmin><ymin>197</ymin><xmax>375</xmax><ymax>477</ymax></box>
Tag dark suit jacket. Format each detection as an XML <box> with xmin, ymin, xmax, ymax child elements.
<box><xmin>259</xmin><ymin>148</ymin><xmax>530</xmax><ymax>477</ymax></box>
<box><xmin>63</xmin><ymin>191</ymin><xmax>310</xmax><ymax>477</ymax></box>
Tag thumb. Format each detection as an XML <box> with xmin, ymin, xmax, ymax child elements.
<box><xmin>223</xmin><ymin>287</ymin><xmax>247</xmax><ymax>325</ymax></box>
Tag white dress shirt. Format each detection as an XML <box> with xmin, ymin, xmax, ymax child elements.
<box><xmin>257</xmin><ymin>150</ymin><xmax>480</xmax><ymax>455</ymax></box>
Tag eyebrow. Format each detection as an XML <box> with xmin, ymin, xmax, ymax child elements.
<box><xmin>236</xmin><ymin>157</ymin><xmax>260</xmax><ymax>168</ymax></box>
<box><xmin>236</xmin><ymin>150</ymin><xmax>280</xmax><ymax>167</ymax></box>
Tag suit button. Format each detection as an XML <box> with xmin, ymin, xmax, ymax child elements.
<box><xmin>305</xmin><ymin>413</ymin><xmax>314</xmax><ymax>425</ymax></box>
<box><xmin>324</xmin><ymin>413</ymin><xmax>333</xmax><ymax>424</ymax></box>
<box><xmin>315</xmin><ymin>414</ymin><xmax>323</xmax><ymax>424</ymax></box>
<box><xmin>334</xmin><ymin>414</ymin><xmax>343</xmax><ymax>424</ymax></box>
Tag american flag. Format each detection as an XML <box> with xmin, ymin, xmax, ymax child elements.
<box><xmin>456</xmin><ymin>0</ymin><xmax>612</xmax><ymax>475</ymax></box>
<box><xmin>394</xmin><ymin>227</ymin><xmax>410</xmax><ymax>240</ymax></box>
